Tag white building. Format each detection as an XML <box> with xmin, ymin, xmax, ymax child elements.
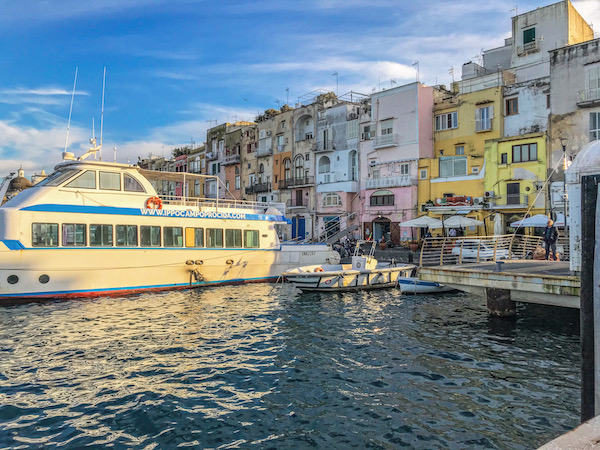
<box><xmin>549</xmin><ymin>37</ymin><xmax>600</xmax><ymax>210</ymax></box>
<box><xmin>314</xmin><ymin>101</ymin><xmax>361</xmax><ymax>241</ymax></box>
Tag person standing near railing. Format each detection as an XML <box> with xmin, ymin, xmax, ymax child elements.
<box><xmin>543</xmin><ymin>219</ymin><xmax>559</xmax><ymax>261</ymax></box>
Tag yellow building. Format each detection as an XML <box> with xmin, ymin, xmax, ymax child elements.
<box><xmin>418</xmin><ymin>85</ymin><xmax>503</xmax><ymax>235</ymax></box>
<box><xmin>483</xmin><ymin>133</ymin><xmax>547</xmax><ymax>231</ymax></box>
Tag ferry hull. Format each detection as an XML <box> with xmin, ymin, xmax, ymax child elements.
<box><xmin>0</xmin><ymin>245</ymin><xmax>338</xmax><ymax>300</ymax></box>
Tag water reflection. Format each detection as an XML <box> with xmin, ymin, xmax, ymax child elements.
<box><xmin>0</xmin><ymin>285</ymin><xmax>580</xmax><ymax>449</ymax></box>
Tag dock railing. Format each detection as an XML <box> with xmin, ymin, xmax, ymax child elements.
<box><xmin>419</xmin><ymin>234</ymin><xmax>545</xmax><ymax>266</ymax></box>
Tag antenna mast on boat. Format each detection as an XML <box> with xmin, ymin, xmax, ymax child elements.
<box><xmin>78</xmin><ymin>67</ymin><xmax>107</xmax><ymax>162</ymax></box>
<box><xmin>63</xmin><ymin>67</ymin><xmax>78</xmax><ymax>158</ymax></box>
<box><xmin>100</xmin><ymin>66</ymin><xmax>106</xmax><ymax>161</ymax></box>
<box><xmin>92</xmin><ymin>117</ymin><xmax>95</xmax><ymax>158</ymax></box>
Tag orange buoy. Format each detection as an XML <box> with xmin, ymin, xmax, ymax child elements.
<box><xmin>145</xmin><ymin>196</ymin><xmax>163</xmax><ymax>209</ymax></box>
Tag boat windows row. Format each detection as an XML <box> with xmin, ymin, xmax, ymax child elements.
<box><xmin>32</xmin><ymin>223</ymin><xmax>261</xmax><ymax>248</ymax></box>
<box><xmin>36</xmin><ymin>169</ymin><xmax>146</xmax><ymax>193</ymax></box>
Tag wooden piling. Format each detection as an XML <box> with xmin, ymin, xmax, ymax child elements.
<box><xmin>486</xmin><ymin>287</ymin><xmax>516</xmax><ymax>317</ymax></box>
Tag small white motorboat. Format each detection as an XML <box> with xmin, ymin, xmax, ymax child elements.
<box><xmin>396</xmin><ymin>277</ymin><xmax>455</xmax><ymax>294</ymax></box>
<box><xmin>282</xmin><ymin>243</ymin><xmax>415</xmax><ymax>292</ymax></box>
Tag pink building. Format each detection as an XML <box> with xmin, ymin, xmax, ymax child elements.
<box><xmin>358</xmin><ymin>82</ymin><xmax>434</xmax><ymax>244</ymax></box>
<box><xmin>174</xmin><ymin>154</ymin><xmax>188</xmax><ymax>197</ymax></box>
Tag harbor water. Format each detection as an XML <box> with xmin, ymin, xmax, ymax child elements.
<box><xmin>0</xmin><ymin>285</ymin><xmax>580</xmax><ymax>449</ymax></box>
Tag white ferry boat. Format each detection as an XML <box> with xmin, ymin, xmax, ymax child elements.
<box><xmin>0</xmin><ymin>156</ymin><xmax>340</xmax><ymax>300</ymax></box>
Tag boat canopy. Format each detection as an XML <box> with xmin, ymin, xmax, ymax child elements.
<box><xmin>137</xmin><ymin>168</ymin><xmax>216</xmax><ymax>183</ymax></box>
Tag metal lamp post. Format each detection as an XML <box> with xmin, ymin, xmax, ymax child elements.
<box><xmin>559</xmin><ymin>137</ymin><xmax>568</xmax><ymax>228</ymax></box>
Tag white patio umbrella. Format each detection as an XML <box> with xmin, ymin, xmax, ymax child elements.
<box><xmin>398</xmin><ymin>216</ymin><xmax>440</xmax><ymax>228</ymax></box>
<box><xmin>493</xmin><ymin>213</ymin><xmax>503</xmax><ymax>235</ymax></box>
<box><xmin>428</xmin><ymin>215</ymin><xmax>483</xmax><ymax>229</ymax></box>
<box><xmin>510</xmin><ymin>214</ymin><xmax>551</xmax><ymax>228</ymax></box>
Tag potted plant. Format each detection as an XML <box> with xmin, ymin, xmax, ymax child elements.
<box><xmin>409</xmin><ymin>240</ymin><xmax>420</xmax><ymax>252</ymax></box>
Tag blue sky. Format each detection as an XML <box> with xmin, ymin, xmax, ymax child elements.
<box><xmin>1</xmin><ymin>0</ymin><xmax>598</xmax><ymax>175</ymax></box>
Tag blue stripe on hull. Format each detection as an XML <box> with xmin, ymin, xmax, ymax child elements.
<box><xmin>397</xmin><ymin>279</ymin><xmax>441</xmax><ymax>287</ymax></box>
<box><xmin>19</xmin><ymin>203</ymin><xmax>291</xmax><ymax>223</ymax></box>
<box><xmin>1</xmin><ymin>240</ymin><xmax>25</xmax><ymax>250</ymax></box>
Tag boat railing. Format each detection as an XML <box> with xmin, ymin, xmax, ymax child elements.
<box><xmin>158</xmin><ymin>195</ymin><xmax>286</xmax><ymax>213</ymax></box>
<box><xmin>418</xmin><ymin>234</ymin><xmax>547</xmax><ymax>267</ymax></box>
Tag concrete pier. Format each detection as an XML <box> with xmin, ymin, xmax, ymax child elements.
<box><xmin>419</xmin><ymin>260</ymin><xmax>579</xmax><ymax>309</ymax></box>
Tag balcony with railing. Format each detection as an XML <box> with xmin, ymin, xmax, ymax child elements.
<box><xmin>205</xmin><ymin>151</ymin><xmax>219</xmax><ymax>161</ymax></box>
<box><xmin>365</xmin><ymin>174</ymin><xmax>417</xmax><ymax>189</ymax></box>
<box><xmin>279</xmin><ymin>176</ymin><xmax>315</xmax><ymax>189</ymax></box>
<box><xmin>245</xmin><ymin>182</ymin><xmax>271</xmax><ymax>194</ymax></box>
<box><xmin>257</xmin><ymin>140</ymin><xmax>273</xmax><ymax>157</ymax></box>
<box><xmin>494</xmin><ymin>193</ymin><xmax>529</xmax><ymax>209</ymax></box>
<box><xmin>373</xmin><ymin>133</ymin><xmax>399</xmax><ymax>148</ymax></box>
<box><xmin>286</xmin><ymin>198</ymin><xmax>309</xmax><ymax>208</ymax></box>
<box><xmin>517</xmin><ymin>39</ymin><xmax>541</xmax><ymax>56</ymax></box>
<box><xmin>577</xmin><ymin>87</ymin><xmax>600</xmax><ymax>106</ymax></box>
<box><xmin>223</xmin><ymin>154</ymin><xmax>240</xmax><ymax>165</ymax></box>
<box><xmin>314</xmin><ymin>140</ymin><xmax>334</xmax><ymax>153</ymax></box>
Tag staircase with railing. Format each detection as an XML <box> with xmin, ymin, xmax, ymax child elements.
<box><xmin>312</xmin><ymin>212</ymin><xmax>359</xmax><ymax>244</ymax></box>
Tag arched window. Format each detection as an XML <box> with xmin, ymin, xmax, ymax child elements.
<box><xmin>318</xmin><ymin>156</ymin><xmax>330</xmax><ymax>173</ymax></box>
<box><xmin>318</xmin><ymin>156</ymin><xmax>331</xmax><ymax>183</ymax></box>
<box><xmin>349</xmin><ymin>150</ymin><xmax>357</xmax><ymax>181</ymax></box>
<box><xmin>294</xmin><ymin>155</ymin><xmax>304</xmax><ymax>179</ymax></box>
<box><xmin>370</xmin><ymin>189</ymin><xmax>394</xmax><ymax>206</ymax></box>
<box><xmin>235</xmin><ymin>166</ymin><xmax>240</xmax><ymax>174</ymax></box>
<box><xmin>323</xmin><ymin>193</ymin><xmax>341</xmax><ymax>207</ymax></box>
<box><xmin>295</xmin><ymin>115</ymin><xmax>314</xmax><ymax>141</ymax></box>
<box><xmin>259</xmin><ymin>163</ymin><xmax>264</xmax><ymax>174</ymax></box>
<box><xmin>283</xmin><ymin>158</ymin><xmax>291</xmax><ymax>180</ymax></box>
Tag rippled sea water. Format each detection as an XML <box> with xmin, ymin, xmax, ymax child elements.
<box><xmin>0</xmin><ymin>285</ymin><xmax>580</xmax><ymax>449</ymax></box>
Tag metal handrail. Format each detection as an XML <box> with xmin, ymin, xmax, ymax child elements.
<box><xmin>419</xmin><ymin>234</ymin><xmax>547</xmax><ymax>267</ymax></box>
<box><xmin>158</xmin><ymin>194</ymin><xmax>285</xmax><ymax>213</ymax></box>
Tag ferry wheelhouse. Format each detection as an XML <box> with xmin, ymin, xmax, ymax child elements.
<box><xmin>0</xmin><ymin>158</ymin><xmax>339</xmax><ymax>299</ymax></box>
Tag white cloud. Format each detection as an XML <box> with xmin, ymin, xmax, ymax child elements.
<box><xmin>572</xmin><ymin>0</ymin><xmax>600</xmax><ymax>36</ymax></box>
<box><xmin>0</xmin><ymin>120</ymin><xmax>89</xmax><ymax>174</ymax></box>
<box><xmin>0</xmin><ymin>98</ymin><xmax>261</xmax><ymax>173</ymax></box>
<box><xmin>0</xmin><ymin>86</ymin><xmax>88</xmax><ymax>106</ymax></box>
<box><xmin>0</xmin><ymin>0</ymin><xmax>171</xmax><ymax>25</ymax></box>
<box><xmin>153</xmin><ymin>71</ymin><xmax>199</xmax><ymax>81</ymax></box>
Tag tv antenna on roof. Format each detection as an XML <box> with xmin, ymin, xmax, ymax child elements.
<box><xmin>332</xmin><ymin>72</ymin><xmax>338</xmax><ymax>96</ymax></box>
<box><xmin>412</xmin><ymin>60</ymin><xmax>420</xmax><ymax>82</ymax></box>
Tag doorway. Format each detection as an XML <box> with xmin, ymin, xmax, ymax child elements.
<box><xmin>373</xmin><ymin>217</ymin><xmax>391</xmax><ymax>242</ymax></box>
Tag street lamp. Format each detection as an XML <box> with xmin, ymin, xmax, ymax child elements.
<box><xmin>559</xmin><ymin>137</ymin><xmax>568</xmax><ymax>229</ymax></box>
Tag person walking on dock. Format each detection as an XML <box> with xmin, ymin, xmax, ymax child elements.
<box><xmin>543</xmin><ymin>219</ymin><xmax>559</xmax><ymax>261</ymax></box>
